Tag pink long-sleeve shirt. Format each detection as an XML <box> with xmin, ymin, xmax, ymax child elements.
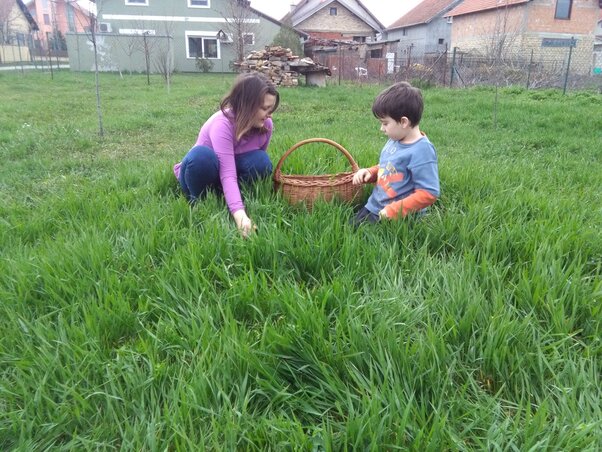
<box><xmin>174</xmin><ymin>110</ymin><xmax>273</xmax><ymax>214</ymax></box>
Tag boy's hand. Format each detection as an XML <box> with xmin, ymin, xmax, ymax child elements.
<box><xmin>353</xmin><ymin>168</ymin><xmax>372</xmax><ymax>185</ymax></box>
<box><xmin>379</xmin><ymin>209</ymin><xmax>389</xmax><ymax>220</ymax></box>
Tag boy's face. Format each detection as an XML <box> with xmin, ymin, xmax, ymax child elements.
<box><xmin>377</xmin><ymin>115</ymin><xmax>411</xmax><ymax>142</ymax></box>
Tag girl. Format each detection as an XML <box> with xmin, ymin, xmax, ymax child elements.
<box><xmin>174</xmin><ymin>72</ymin><xmax>280</xmax><ymax>236</ymax></box>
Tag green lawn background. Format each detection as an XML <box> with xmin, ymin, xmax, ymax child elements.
<box><xmin>0</xmin><ymin>72</ymin><xmax>601</xmax><ymax>450</ymax></box>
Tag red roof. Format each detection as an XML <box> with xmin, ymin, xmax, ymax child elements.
<box><xmin>389</xmin><ymin>0</ymin><xmax>460</xmax><ymax>29</ymax></box>
<box><xmin>447</xmin><ymin>0</ymin><xmax>530</xmax><ymax>17</ymax></box>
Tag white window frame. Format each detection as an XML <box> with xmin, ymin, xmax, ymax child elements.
<box><xmin>242</xmin><ymin>33</ymin><xmax>254</xmax><ymax>45</ymax></box>
<box><xmin>188</xmin><ymin>0</ymin><xmax>210</xmax><ymax>8</ymax></box>
<box><xmin>186</xmin><ymin>31</ymin><xmax>221</xmax><ymax>59</ymax></box>
<box><xmin>125</xmin><ymin>0</ymin><xmax>149</xmax><ymax>6</ymax></box>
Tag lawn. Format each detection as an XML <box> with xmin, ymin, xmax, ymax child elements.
<box><xmin>1</xmin><ymin>71</ymin><xmax>601</xmax><ymax>450</ymax></box>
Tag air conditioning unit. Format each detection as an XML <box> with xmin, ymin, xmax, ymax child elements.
<box><xmin>99</xmin><ymin>22</ymin><xmax>112</xmax><ymax>33</ymax></box>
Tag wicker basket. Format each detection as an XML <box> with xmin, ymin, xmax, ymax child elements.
<box><xmin>273</xmin><ymin>138</ymin><xmax>362</xmax><ymax>209</ymax></box>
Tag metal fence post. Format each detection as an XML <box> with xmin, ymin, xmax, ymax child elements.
<box><xmin>450</xmin><ymin>47</ymin><xmax>457</xmax><ymax>87</ymax></box>
<box><xmin>167</xmin><ymin>35</ymin><xmax>172</xmax><ymax>94</ymax></box>
<box><xmin>526</xmin><ymin>49</ymin><xmax>533</xmax><ymax>89</ymax></box>
<box><xmin>338</xmin><ymin>43</ymin><xmax>342</xmax><ymax>85</ymax></box>
<box><xmin>562</xmin><ymin>37</ymin><xmax>575</xmax><ymax>95</ymax></box>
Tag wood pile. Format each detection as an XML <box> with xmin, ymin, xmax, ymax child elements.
<box><xmin>236</xmin><ymin>46</ymin><xmax>330</xmax><ymax>87</ymax></box>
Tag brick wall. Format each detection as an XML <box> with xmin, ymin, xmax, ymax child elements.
<box><xmin>527</xmin><ymin>0</ymin><xmax>598</xmax><ymax>33</ymax></box>
<box><xmin>450</xmin><ymin>0</ymin><xmax>599</xmax><ymax>74</ymax></box>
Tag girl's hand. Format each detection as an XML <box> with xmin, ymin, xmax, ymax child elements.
<box><xmin>233</xmin><ymin>210</ymin><xmax>256</xmax><ymax>238</ymax></box>
<box><xmin>353</xmin><ymin>168</ymin><xmax>372</xmax><ymax>185</ymax></box>
<box><xmin>239</xmin><ymin>217</ymin><xmax>256</xmax><ymax>237</ymax></box>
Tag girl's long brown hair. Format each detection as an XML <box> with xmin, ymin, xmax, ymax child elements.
<box><xmin>220</xmin><ymin>72</ymin><xmax>280</xmax><ymax>141</ymax></box>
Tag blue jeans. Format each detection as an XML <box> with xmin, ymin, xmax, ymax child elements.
<box><xmin>350</xmin><ymin>206</ymin><xmax>380</xmax><ymax>227</ymax></box>
<box><xmin>178</xmin><ymin>145</ymin><xmax>272</xmax><ymax>203</ymax></box>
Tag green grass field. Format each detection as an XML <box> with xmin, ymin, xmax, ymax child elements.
<box><xmin>1</xmin><ymin>71</ymin><xmax>601</xmax><ymax>450</ymax></box>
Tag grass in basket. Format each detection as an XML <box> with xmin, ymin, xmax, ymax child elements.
<box><xmin>274</xmin><ymin>141</ymin><xmax>360</xmax><ymax>177</ymax></box>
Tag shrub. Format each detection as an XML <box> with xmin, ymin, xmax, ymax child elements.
<box><xmin>196</xmin><ymin>57</ymin><xmax>214</xmax><ymax>73</ymax></box>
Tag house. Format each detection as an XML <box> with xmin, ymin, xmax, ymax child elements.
<box><xmin>0</xmin><ymin>0</ymin><xmax>38</xmax><ymax>63</ymax></box>
<box><xmin>1</xmin><ymin>0</ymin><xmax>39</xmax><ymax>40</ymax></box>
<box><xmin>66</xmin><ymin>0</ymin><xmax>285</xmax><ymax>73</ymax></box>
<box><xmin>25</xmin><ymin>0</ymin><xmax>92</xmax><ymax>52</ymax></box>
<box><xmin>386</xmin><ymin>0</ymin><xmax>464</xmax><ymax>60</ymax></box>
<box><xmin>445</xmin><ymin>0</ymin><xmax>601</xmax><ymax>75</ymax></box>
<box><xmin>283</xmin><ymin>0</ymin><xmax>384</xmax><ymax>42</ymax></box>
<box><xmin>281</xmin><ymin>0</ymin><xmax>390</xmax><ymax>79</ymax></box>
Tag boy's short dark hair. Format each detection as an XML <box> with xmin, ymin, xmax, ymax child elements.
<box><xmin>372</xmin><ymin>81</ymin><xmax>424</xmax><ymax>127</ymax></box>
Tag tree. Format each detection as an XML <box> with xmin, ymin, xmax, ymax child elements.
<box><xmin>140</xmin><ymin>31</ymin><xmax>155</xmax><ymax>85</ymax></box>
<box><xmin>220</xmin><ymin>0</ymin><xmax>261</xmax><ymax>64</ymax></box>
<box><xmin>271</xmin><ymin>25</ymin><xmax>303</xmax><ymax>57</ymax></box>
<box><xmin>112</xmin><ymin>32</ymin><xmax>138</xmax><ymax>75</ymax></box>
<box><xmin>49</xmin><ymin>28</ymin><xmax>67</xmax><ymax>51</ymax></box>
<box><xmin>152</xmin><ymin>20</ymin><xmax>175</xmax><ymax>88</ymax></box>
<box><xmin>0</xmin><ymin>0</ymin><xmax>19</xmax><ymax>44</ymax></box>
<box><xmin>79</xmin><ymin>0</ymin><xmax>105</xmax><ymax>137</ymax></box>
<box><xmin>480</xmin><ymin>2</ymin><xmax>521</xmax><ymax>64</ymax></box>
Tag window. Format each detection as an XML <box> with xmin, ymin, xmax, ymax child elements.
<box><xmin>554</xmin><ymin>0</ymin><xmax>572</xmax><ymax>19</ymax></box>
<box><xmin>125</xmin><ymin>0</ymin><xmax>148</xmax><ymax>5</ymax></box>
<box><xmin>402</xmin><ymin>28</ymin><xmax>407</xmax><ymax>36</ymax></box>
<box><xmin>189</xmin><ymin>0</ymin><xmax>209</xmax><ymax>6</ymax></box>
<box><xmin>330</xmin><ymin>7</ymin><xmax>337</xmax><ymax>15</ymax></box>
<box><xmin>43</xmin><ymin>14</ymin><xmax>50</xmax><ymax>25</ymax></box>
<box><xmin>438</xmin><ymin>38</ymin><xmax>444</xmax><ymax>44</ymax></box>
<box><xmin>66</xmin><ymin>4</ymin><xmax>76</xmax><ymax>32</ymax></box>
<box><xmin>243</xmin><ymin>33</ymin><xmax>254</xmax><ymax>45</ymax></box>
<box><xmin>187</xmin><ymin>34</ymin><xmax>219</xmax><ymax>59</ymax></box>
<box><xmin>370</xmin><ymin>49</ymin><xmax>382</xmax><ymax>58</ymax></box>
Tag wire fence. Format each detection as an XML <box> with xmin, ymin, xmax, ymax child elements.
<box><xmin>0</xmin><ymin>33</ymin><xmax>68</xmax><ymax>71</ymax></box>
<box><xmin>3</xmin><ymin>31</ymin><xmax>601</xmax><ymax>93</ymax></box>
<box><xmin>313</xmin><ymin>46</ymin><xmax>602</xmax><ymax>93</ymax></box>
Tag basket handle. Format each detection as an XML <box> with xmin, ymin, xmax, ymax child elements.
<box><xmin>273</xmin><ymin>138</ymin><xmax>359</xmax><ymax>179</ymax></box>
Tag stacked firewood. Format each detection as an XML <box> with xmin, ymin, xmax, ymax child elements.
<box><xmin>236</xmin><ymin>46</ymin><xmax>299</xmax><ymax>86</ymax></box>
<box><xmin>236</xmin><ymin>46</ymin><xmax>330</xmax><ymax>87</ymax></box>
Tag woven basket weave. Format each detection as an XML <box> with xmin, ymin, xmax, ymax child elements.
<box><xmin>273</xmin><ymin>138</ymin><xmax>362</xmax><ymax>210</ymax></box>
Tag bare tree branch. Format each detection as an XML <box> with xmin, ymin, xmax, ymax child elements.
<box><xmin>0</xmin><ymin>0</ymin><xmax>21</xmax><ymax>44</ymax></box>
<box><xmin>219</xmin><ymin>0</ymin><xmax>262</xmax><ymax>64</ymax></box>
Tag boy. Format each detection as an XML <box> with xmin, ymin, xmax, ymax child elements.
<box><xmin>351</xmin><ymin>81</ymin><xmax>440</xmax><ymax>225</ymax></box>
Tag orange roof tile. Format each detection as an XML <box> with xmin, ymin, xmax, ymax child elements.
<box><xmin>389</xmin><ymin>0</ymin><xmax>461</xmax><ymax>29</ymax></box>
<box><xmin>447</xmin><ymin>0</ymin><xmax>530</xmax><ymax>17</ymax></box>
